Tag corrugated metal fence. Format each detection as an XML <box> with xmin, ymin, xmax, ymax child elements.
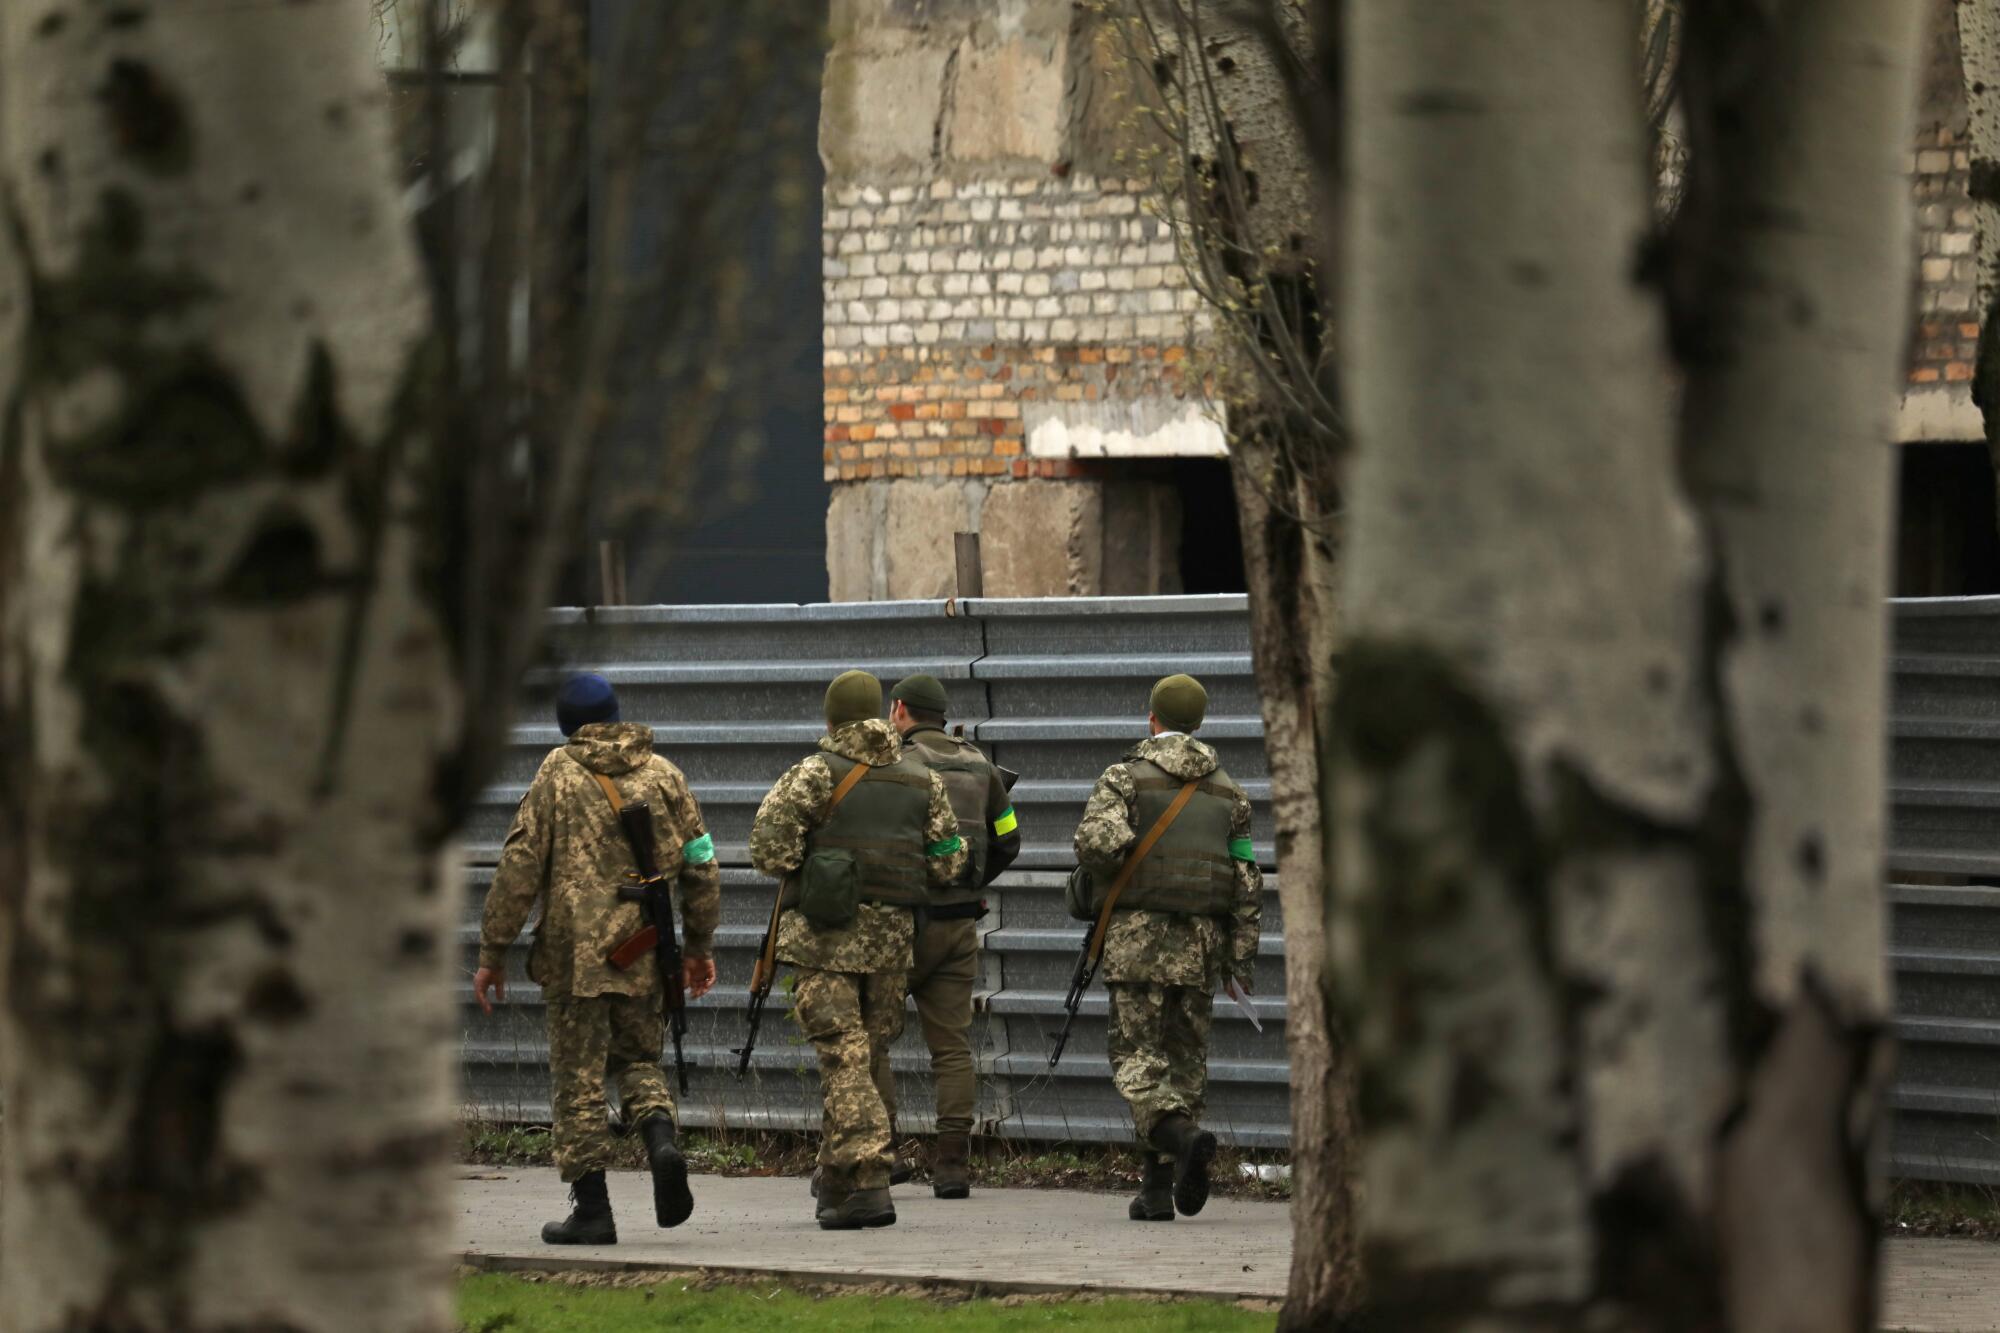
<box><xmin>461</xmin><ymin>594</ymin><xmax>2000</xmax><ymax>1181</ymax></box>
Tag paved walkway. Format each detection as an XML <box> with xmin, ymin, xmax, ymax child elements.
<box><xmin>457</xmin><ymin>1169</ymin><xmax>2000</xmax><ymax>1329</ymax></box>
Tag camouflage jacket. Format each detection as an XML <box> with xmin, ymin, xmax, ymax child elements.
<box><xmin>479</xmin><ymin>723</ymin><xmax>722</xmax><ymax>1001</ymax></box>
<box><xmin>750</xmin><ymin>719</ymin><xmax>967</xmax><ymax>973</ymax></box>
<box><xmin>1073</xmin><ymin>733</ymin><xmax>1261</xmax><ymax>989</ymax></box>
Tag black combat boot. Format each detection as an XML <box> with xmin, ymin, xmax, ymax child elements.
<box><xmin>639</xmin><ymin>1114</ymin><xmax>694</xmax><ymax>1228</ymax></box>
<box><xmin>818</xmin><ymin>1186</ymin><xmax>898</xmax><ymax>1230</ymax></box>
<box><xmin>1149</xmin><ymin>1113</ymin><xmax>1218</xmax><ymax>1217</ymax></box>
<box><xmin>1128</xmin><ymin>1152</ymin><xmax>1175</xmax><ymax>1221</ymax></box>
<box><xmin>931</xmin><ymin>1133</ymin><xmax>971</xmax><ymax>1200</ymax></box>
<box><xmin>541</xmin><ymin>1170</ymin><xmax>616</xmax><ymax>1245</ymax></box>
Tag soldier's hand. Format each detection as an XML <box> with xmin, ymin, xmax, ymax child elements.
<box><xmin>473</xmin><ymin>966</ymin><xmax>505</xmax><ymax>1015</ymax></box>
<box><xmin>684</xmin><ymin>956</ymin><xmax>717</xmax><ymax>1000</ymax></box>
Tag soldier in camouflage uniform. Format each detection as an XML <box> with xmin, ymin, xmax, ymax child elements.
<box><xmin>1072</xmin><ymin>674</ymin><xmax>1260</xmax><ymax>1222</ymax></box>
<box><xmin>474</xmin><ymin>673</ymin><xmax>721</xmax><ymax>1245</ymax></box>
<box><xmin>878</xmin><ymin>673</ymin><xmax>1020</xmax><ymax>1199</ymax></box>
<box><xmin>749</xmin><ymin>670</ymin><xmax>967</xmax><ymax>1229</ymax></box>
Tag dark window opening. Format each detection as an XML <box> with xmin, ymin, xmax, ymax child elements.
<box><xmin>1174</xmin><ymin>459</ymin><xmax>1247</xmax><ymax>595</ymax></box>
<box><xmin>1896</xmin><ymin>443</ymin><xmax>2000</xmax><ymax>597</ymax></box>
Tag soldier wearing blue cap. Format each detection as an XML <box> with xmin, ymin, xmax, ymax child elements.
<box><xmin>475</xmin><ymin>673</ymin><xmax>722</xmax><ymax>1245</ymax></box>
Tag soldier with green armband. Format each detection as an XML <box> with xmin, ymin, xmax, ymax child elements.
<box><xmin>747</xmin><ymin>670</ymin><xmax>967</xmax><ymax>1229</ymax></box>
<box><xmin>1070</xmin><ymin>674</ymin><xmax>1261</xmax><ymax>1222</ymax></box>
<box><xmin>880</xmin><ymin>673</ymin><xmax>1021</xmax><ymax>1198</ymax></box>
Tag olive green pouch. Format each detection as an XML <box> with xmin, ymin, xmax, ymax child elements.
<box><xmin>1063</xmin><ymin>865</ymin><xmax>1099</xmax><ymax>922</ymax></box>
<box><xmin>800</xmin><ymin>849</ymin><xmax>861</xmax><ymax>928</ymax></box>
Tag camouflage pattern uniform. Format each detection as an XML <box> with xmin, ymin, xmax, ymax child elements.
<box><xmin>480</xmin><ymin>722</ymin><xmax>721</xmax><ymax>1182</ymax></box>
<box><xmin>1073</xmin><ymin>733</ymin><xmax>1260</xmax><ymax>1145</ymax></box>
<box><xmin>749</xmin><ymin>719</ymin><xmax>966</xmax><ymax>1193</ymax></box>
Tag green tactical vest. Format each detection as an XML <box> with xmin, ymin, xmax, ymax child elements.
<box><xmin>1114</xmin><ymin>758</ymin><xmax>1241</xmax><ymax>917</ymax></box>
<box><xmin>903</xmin><ymin>728</ymin><xmax>995</xmax><ymax>906</ymax></box>
<box><xmin>810</xmin><ymin>752</ymin><xmax>936</xmax><ymax>909</ymax></box>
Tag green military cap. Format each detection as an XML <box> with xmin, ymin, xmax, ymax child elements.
<box><xmin>1149</xmin><ymin>674</ymin><xmax>1208</xmax><ymax>732</ymax></box>
<box><xmin>889</xmin><ymin>672</ymin><xmax>950</xmax><ymax>714</ymax></box>
<box><xmin>825</xmin><ymin>669</ymin><xmax>883</xmax><ymax>729</ymax></box>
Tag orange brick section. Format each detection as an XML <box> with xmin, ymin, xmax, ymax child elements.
<box><xmin>822</xmin><ymin>343</ymin><xmax>1193</xmax><ymax>482</ymax></box>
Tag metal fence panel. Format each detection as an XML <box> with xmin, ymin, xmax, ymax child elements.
<box><xmin>463</xmin><ymin>594</ymin><xmax>2000</xmax><ymax>1181</ymax></box>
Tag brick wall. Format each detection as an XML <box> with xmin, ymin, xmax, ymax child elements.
<box><xmin>821</xmin><ymin>174</ymin><xmax>1208</xmax><ymax>483</ymax></box>
<box><xmin>1911</xmin><ymin>2</ymin><xmax>1977</xmax><ymax>395</ymax></box>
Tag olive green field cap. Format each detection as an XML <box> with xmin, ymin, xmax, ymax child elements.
<box><xmin>1149</xmin><ymin>674</ymin><xmax>1207</xmax><ymax>732</ymax></box>
<box><xmin>825</xmin><ymin>669</ymin><xmax>883</xmax><ymax>728</ymax></box>
<box><xmin>889</xmin><ymin>673</ymin><xmax>951</xmax><ymax>715</ymax></box>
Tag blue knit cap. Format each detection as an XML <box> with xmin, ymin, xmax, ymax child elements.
<box><xmin>556</xmin><ymin>672</ymin><xmax>619</xmax><ymax>737</ymax></box>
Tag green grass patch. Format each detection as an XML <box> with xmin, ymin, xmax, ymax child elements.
<box><xmin>459</xmin><ymin>1272</ymin><xmax>1276</xmax><ymax>1331</ymax></box>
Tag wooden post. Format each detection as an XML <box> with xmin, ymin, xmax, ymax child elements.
<box><xmin>954</xmin><ymin>532</ymin><xmax>983</xmax><ymax>599</ymax></box>
<box><xmin>598</xmin><ymin>539</ymin><xmax>628</xmax><ymax>606</ymax></box>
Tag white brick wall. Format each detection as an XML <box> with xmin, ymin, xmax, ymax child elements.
<box><xmin>822</xmin><ymin>176</ymin><xmax>1209</xmax><ymax>351</ymax></box>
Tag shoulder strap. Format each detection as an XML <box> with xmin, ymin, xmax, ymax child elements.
<box><xmin>1087</xmin><ymin>780</ymin><xmax>1200</xmax><ymax>958</ymax></box>
<box><xmin>825</xmin><ymin>756</ymin><xmax>871</xmax><ymax>814</ymax></box>
<box><xmin>589</xmin><ymin>770</ymin><xmax>624</xmax><ymax>812</ymax></box>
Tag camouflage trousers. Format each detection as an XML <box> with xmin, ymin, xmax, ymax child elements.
<box><xmin>1105</xmin><ymin>982</ymin><xmax>1213</xmax><ymax>1147</ymax></box>
<box><xmin>547</xmin><ymin>993</ymin><xmax>675</xmax><ymax>1183</ymax></box>
<box><xmin>793</xmin><ymin>966</ymin><xmax>908</xmax><ymax>1193</ymax></box>
<box><xmin>874</xmin><ymin>917</ymin><xmax>978</xmax><ymax>1136</ymax></box>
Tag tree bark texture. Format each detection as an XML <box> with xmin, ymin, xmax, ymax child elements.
<box><xmin>1229</xmin><ymin>437</ymin><xmax>1359</xmax><ymax>1326</ymax></box>
<box><xmin>0</xmin><ymin>6</ymin><xmax>456</xmax><ymax>1331</ymax></box>
<box><xmin>1335</xmin><ymin>0</ymin><xmax>1926</xmax><ymax>1328</ymax></box>
<box><xmin>1672</xmin><ymin>2</ymin><xmax>1924</xmax><ymax>1325</ymax></box>
<box><xmin>1959</xmin><ymin>0</ymin><xmax>2000</xmax><ymax>519</ymax></box>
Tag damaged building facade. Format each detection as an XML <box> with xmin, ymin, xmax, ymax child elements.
<box><xmin>818</xmin><ymin>0</ymin><xmax>1247</xmax><ymax>599</ymax></box>
<box><xmin>819</xmin><ymin>0</ymin><xmax>2000</xmax><ymax>603</ymax></box>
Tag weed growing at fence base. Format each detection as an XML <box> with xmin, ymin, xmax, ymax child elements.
<box><xmin>459</xmin><ymin>1272</ymin><xmax>1276</xmax><ymax>1331</ymax></box>
<box><xmin>460</xmin><ymin>1120</ymin><xmax>1292</xmax><ymax>1200</ymax></box>
<box><xmin>1885</xmin><ymin>1180</ymin><xmax>2000</xmax><ymax>1239</ymax></box>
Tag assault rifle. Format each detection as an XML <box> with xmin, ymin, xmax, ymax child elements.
<box><xmin>605</xmin><ymin>801</ymin><xmax>691</xmax><ymax>1094</ymax></box>
<box><xmin>1048</xmin><ymin>923</ymin><xmax>1102</xmax><ymax>1069</ymax></box>
<box><xmin>735</xmin><ymin>889</ymin><xmax>783</xmax><ymax>1079</ymax></box>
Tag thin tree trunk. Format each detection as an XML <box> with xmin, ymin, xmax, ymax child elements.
<box><xmin>1336</xmin><ymin>1</ymin><xmax>1723</xmax><ymax>1325</ymax></box>
<box><xmin>1229</xmin><ymin>437</ymin><xmax>1359</xmax><ymax>1326</ymax></box>
<box><xmin>0</xmin><ymin>8</ymin><xmax>454</xmax><ymax>1331</ymax></box>
<box><xmin>1672</xmin><ymin>3</ymin><xmax>1926</xmax><ymax>1325</ymax></box>
<box><xmin>1961</xmin><ymin>0</ymin><xmax>2000</xmax><ymax>524</ymax></box>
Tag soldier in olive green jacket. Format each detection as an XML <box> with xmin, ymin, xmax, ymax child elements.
<box><xmin>749</xmin><ymin>670</ymin><xmax>966</xmax><ymax>1229</ymax></box>
<box><xmin>475</xmin><ymin>673</ymin><xmax>721</xmax><ymax>1246</ymax></box>
<box><xmin>878</xmin><ymin>672</ymin><xmax>1021</xmax><ymax>1199</ymax></box>
<box><xmin>1072</xmin><ymin>674</ymin><xmax>1260</xmax><ymax>1223</ymax></box>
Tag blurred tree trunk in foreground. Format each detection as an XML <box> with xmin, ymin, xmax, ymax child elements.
<box><xmin>0</xmin><ymin>4</ymin><xmax>457</xmax><ymax>1331</ymax></box>
<box><xmin>1329</xmin><ymin>0</ymin><xmax>1923</xmax><ymax>1327</ymax></box>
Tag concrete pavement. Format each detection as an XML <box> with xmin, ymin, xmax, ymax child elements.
<box><xmin>457</xmin><ymin>1168</ymin><xmax>2000</xmax><ymax>1328</ymax></box>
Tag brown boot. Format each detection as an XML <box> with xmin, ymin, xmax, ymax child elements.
<box><xmin>818</xmin><ymin>1186</ymin><xmax>897</xmax><ymax>1230</ymax></box>
<box><xmin>932</xmin><ymin>1133</ymin><xmax>971</xmax><ymax>1200</ymax></box>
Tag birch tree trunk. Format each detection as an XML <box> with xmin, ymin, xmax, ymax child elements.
<box><xmin>0</xmin><ymin>7</ymin><xmax>456</xmax><ymax>1331</ymax></box>
<box><xmin>1960</xmin><ymin>0</ymin><xmax>2000</xmax><ymax>513</ymax></box>
<box><xmin>1672</xmin><ymin>3</ymin><xmax>1925</xmax><ymax>1323</ymax></box>
<box><xmin>1228</xmin><ymin>437</ymin><xmax>1359</xmax><ymax>1325</ymax></box>
<box><xmin>1335</xmin><ymin>0</ymin><xmax>1723</xmax><ymax>1324</ymax></box>
<box><xmin>1333</xmin><ymin>0</ymin><xmax>1925</xmax><ymax>1326</ymax></box>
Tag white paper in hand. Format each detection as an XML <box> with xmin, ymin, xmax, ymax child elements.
<box><xmin>1224</xmin><ymin>977</ymin><xmax>1262</xmax><ymax>1033</ymax></box>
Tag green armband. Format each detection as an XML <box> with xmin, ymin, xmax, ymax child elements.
<box><xmin>993</xmin><ymin>807</ymin><xmax>1018</xmax><ymax>837</ymax></box>
<box><xmin>927</xmin><ymin>835</ymin><xmax>964</xmax><ymax>858</ymax></box>
<box><xmin>1229</xmin><ymin>836</ymin><xmax>1255</xmax><ymax>862</ymax></box>
<box><xmin>682</xmin><ymin>833</ymin><xmax>715</xmax><ymax>865</ymax></box>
